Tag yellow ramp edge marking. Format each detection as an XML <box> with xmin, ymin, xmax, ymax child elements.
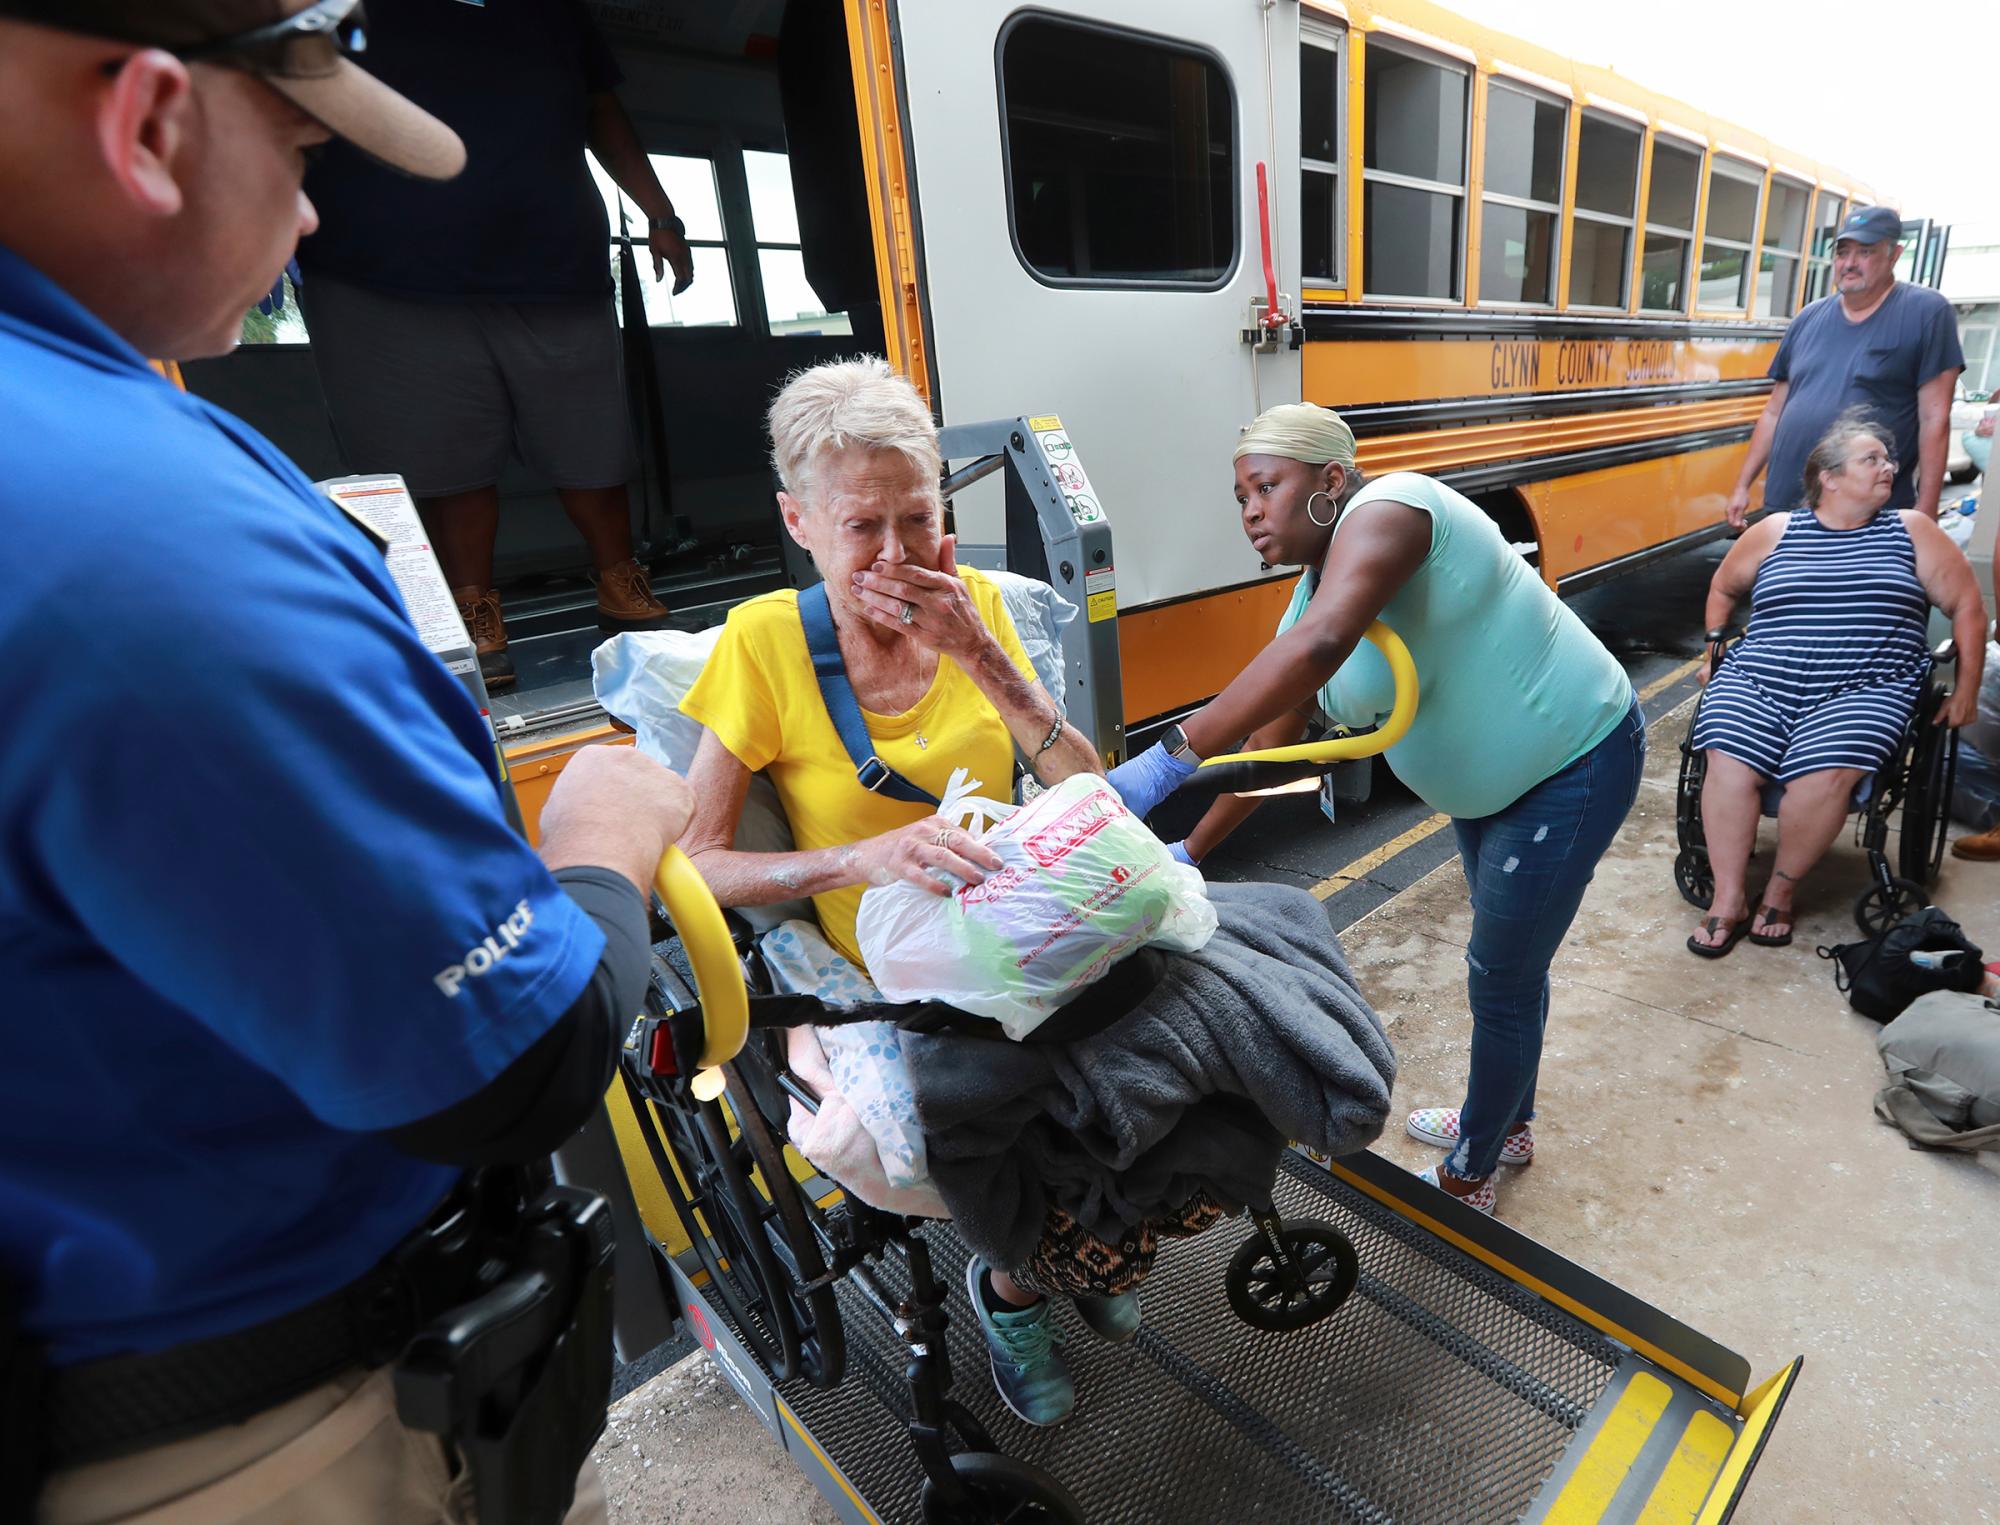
<box><xmin>1547</xmin><ymin>1371</ymin><xmax>1673</xmax><ymax>1522</ymax></box>
<box><xmin>1638</xmin><ymin>1410</ymin><xmax>1736</xmax><ymax>1524</ymax></box>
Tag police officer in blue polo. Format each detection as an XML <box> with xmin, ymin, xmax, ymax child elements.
<box><xmin>0</xmin><ymin>4</ymin><xmax>690</xmax><ymax>1520</ymax></box>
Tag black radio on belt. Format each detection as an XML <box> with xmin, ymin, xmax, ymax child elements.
<box><xmin>394</xmin><ymin>1185</ymin><xmax>617</xmax><ymax>1525</ymax></box>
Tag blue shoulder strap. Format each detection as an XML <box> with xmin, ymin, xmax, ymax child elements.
<box><xmin>797</xmin><ymin>582</ymin><xmax>941</xmax><ymax>807</ymax></box>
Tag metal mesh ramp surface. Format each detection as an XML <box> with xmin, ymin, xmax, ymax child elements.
<box><xmin>771</xmin><ymin>1153</ymin><xmax>1625</xmax><ymax>1524</ymax></box>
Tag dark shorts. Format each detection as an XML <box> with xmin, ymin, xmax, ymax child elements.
<box><xmin>299</xmin><ymin>275</ymin><xmax>632</xmax><ymax>496</ymax></box>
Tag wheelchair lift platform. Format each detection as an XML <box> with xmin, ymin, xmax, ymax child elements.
<box><xmin>663</xmin><ymin>1144</ymin><xmax>1793</xmax><ymax>1524</ymax></box>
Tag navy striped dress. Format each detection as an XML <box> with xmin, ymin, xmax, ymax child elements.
<box><xmin>1692</xmin><ymin>508</ymin><xmax>1929</xmax><ymax>781</ymax></box>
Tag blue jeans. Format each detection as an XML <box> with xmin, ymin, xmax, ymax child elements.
<box><xmin>1445</xmin><ymin>697</ymin><xmax>1647</xmax><ymax>1179</ymax></box>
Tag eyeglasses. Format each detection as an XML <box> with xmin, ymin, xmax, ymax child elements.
<box><xmin>179</xmin><ymin>0</ymin><xmax>364</xmax><ymax>74</ymax></box>
<box><xmin>100</xmin><ymin>0</ymin><xmax>366</xmax><ymax>79</ymax></box>
<box><xmin>1847</xmin><ymin>450</ymin><xmax>1898</xmax><ymax>471</ymax></box>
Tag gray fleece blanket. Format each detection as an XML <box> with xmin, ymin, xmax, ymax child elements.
<box><xmin>900</xmin><ymin>881</ymin><xmax>1395</xmax><ymax>1272</ymax></box>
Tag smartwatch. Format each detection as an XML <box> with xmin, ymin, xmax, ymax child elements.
<box><xmin>1161</xmin><ymin>723</ymin><xmax>1201</xmax><ymax>763</ymax></box>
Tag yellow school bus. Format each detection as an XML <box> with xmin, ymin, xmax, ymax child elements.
<box><xmin>189</xmin><ymin>0</ymin><xmax>1929</xmax><ymax>827</ymax></box>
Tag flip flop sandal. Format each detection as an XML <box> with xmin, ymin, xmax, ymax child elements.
<box><xmin>1747</xmin><ymin>905</ymin><xmax>1794</xmax><ymax>948</ymax></box>
<box><xmin>1687</xmin><ymin>914</ymin><xmax>1750</xmax><ymax>958</ymax></box>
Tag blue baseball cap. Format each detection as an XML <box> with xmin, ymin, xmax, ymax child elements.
<box><xmin>1833</xmin><ymin>205</ymin><xmax>1904</xmax><ymax>247</ymax></box>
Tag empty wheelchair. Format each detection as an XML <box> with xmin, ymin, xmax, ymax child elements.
<box><xmin>1674</xmin><ymin>637</ymin><xmax>1959</xmax><ymax>934</ymax></box>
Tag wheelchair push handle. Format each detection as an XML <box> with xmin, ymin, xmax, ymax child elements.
<box><xmin>1187</xmin><ymin>620</ymin><xmax>1419</xmax><ymax>797</ymax></box>
<box><xmin>652</xmin><ymin>846</ymin><xmax>750</xmax><ymax>1098</ymax></box>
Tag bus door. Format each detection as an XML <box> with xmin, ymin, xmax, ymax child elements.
<box><xmin>894</xmin><ymin>0</ymin><xmax>1305</xmax><ymax>724</ymax></box>
<box><xmin>1898</xmin><ymin>218</ymin><xmax>1952</xmax><ymax>289</ymax></box>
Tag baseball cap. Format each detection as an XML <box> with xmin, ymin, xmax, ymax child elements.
<box><xmin>0</xmin><ymin>0</ymin><xmax>464</xmax><ymax>180</ymax></box>
<box><xmin>1833</xmin><ymin>205</ymin><xmax>1904</xmax><ymax>248</ymax></box>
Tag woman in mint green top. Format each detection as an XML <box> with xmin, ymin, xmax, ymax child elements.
<box><xmin>1105</xmin><ymin>403</ymin><xmax>1645</xmax><ymax>1216</ymax></box>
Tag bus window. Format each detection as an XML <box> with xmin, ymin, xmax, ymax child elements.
<box><xmin>1568</xmin><ymin>112</ymin><xmax>1640</xmax><ymax>310</ymax></box>
<box><xmin>744</xmin><ymin>150</ymin><xmax>853</xmax><ymax>338</ymax></box>
<box><xmin>1300</xmin><ymin>24</ymin><xmax>1344</xmax><ymax>287</ymax></box>
<box><xmin>1363</xmin><ymin>42</ymin><xmax>1470</xmax><ymax>300</ymax></box>
<box><xmin>1478</xmin><ymin>79</ymin><xmax>1565</xmax><ymax>305</ymax></box>
<box><xmin>1639</xmin><ymin>137</ymin><xmax>1701</xmax><ymax>312</ymax></box>
<box><xmin>1755</xmin><ymin>177</ymin><xmax>1811</xmax><ymax>319</ymax></box>
<box><xmin>591</xmin><ymin>152</ymin><xmax>738</xmax><ymax>327</ymax></box>
<box><xmin>999</xmin><ymin>17</ymin><xmax>1235</xmax><ymax>287</ymax></box>
<box><xmin>1801</xmin><ymin>190</ymin><xmax>1845</xmax><ymax>304</ymax></box>
<box><xmin>1697</xmin><ymin>156</ymin><xmax>1762</xmax><ymax>312</ymax></box>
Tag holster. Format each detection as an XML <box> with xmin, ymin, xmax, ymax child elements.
<box><xmin>394</xmin><ymin>1186</ymin><xmax>617</xmax><ymax>1525</ymax></box>
<box><xmin>1</xmin><ymin>1282</ymin><xmax>46</xmax><ymax>1525</ymax></box>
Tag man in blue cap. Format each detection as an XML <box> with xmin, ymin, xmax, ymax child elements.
<box><xmin>1727</xmin><ymin>205</ymin><xmax>1963</xmax><ymax>527</ymax></box>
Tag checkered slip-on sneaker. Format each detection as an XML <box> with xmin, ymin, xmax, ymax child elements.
<box><xmin>1416</xmin><ymin>1163</ymin><xmax>1496</xmax><ymax>1215</ymax></box>
<box><xmin>1405</xmin><ymin>1107</ymin><xmax>1534</xmax><ymax>1165</ymax></box>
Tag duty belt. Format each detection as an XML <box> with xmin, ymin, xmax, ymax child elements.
<box><xmin>42</xmin><ymin>1173</ymin><xmax>502</xmax><ymax>1470</ymax></box>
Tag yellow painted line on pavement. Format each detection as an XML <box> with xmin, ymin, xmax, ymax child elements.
<box><xmin>1309</xmin><ymin>655</ymin><xmax>1706</xmax><ymax>902</ymax></box>
<box><xmin>1311</xmin><ymin>813</ymin><xmax>1452</xmax><ymax>900</ymax></box>
<box><xmin>1639</xmin><ymin>654</ymin><xmax>1707</xmax><ymax>703</ymax></box>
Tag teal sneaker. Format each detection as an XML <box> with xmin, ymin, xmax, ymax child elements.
<box><xmin>964</xmin><ymin>1258</ymin><xmax>1076</xmax><ymax>1427</ymax></box>
<box><xmin>1072</xmin><ymin>1289</ymin><xmax>1142</xmax><ymax>1345</ymax></box>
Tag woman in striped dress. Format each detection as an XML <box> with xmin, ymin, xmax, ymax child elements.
<box><xmin>1688</xmin><ymin>414</ymin><xmax>1985</xmax><ymax>955</ymax></box>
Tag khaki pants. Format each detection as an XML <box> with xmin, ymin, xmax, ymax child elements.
<box><xmin>38</xmin><ymin>1368</ymin><xmax>607</xmax><ymax>1525</ymax></box>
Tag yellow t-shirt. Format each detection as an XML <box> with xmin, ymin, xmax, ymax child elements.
<box><xmin>680</xmin><ymin>567</ymin><xmax>1037</xmax><ymax>970</ymax></box>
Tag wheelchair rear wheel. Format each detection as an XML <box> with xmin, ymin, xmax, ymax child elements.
<box><xmin>1674</xmin><ymin>719</ymin><xmax>1713</xmax><ymax>908</ymax></box>
<box><xmin>622</xmin><ymin>1070</ymin><xmax>804</xmax><ymax>1384</ymax></box>
<box><xmin>723</xmin><ymin>1062</ymin><xmax>848</xmax><ymax>1389</ymax></box>
<box><xmin>1898</xmin><ymin>721</ymin><xmax>1957</xmax><ymax>887</ymax></box>
<box><xmin>918</xmin><ymin>1451</ymin><xmax>1086</xmax><ymax>1525</ymax></box>
<box><xmin>1225</xmin><ymin>1215</ymin><xmax>1360</xmax><ymax>1332</ymax></box>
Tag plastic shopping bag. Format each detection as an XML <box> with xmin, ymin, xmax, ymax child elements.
<box><xmin>855</xmin><ymin>768</ymin><xmax>1218</xmax><ymax>1040</ymax></box>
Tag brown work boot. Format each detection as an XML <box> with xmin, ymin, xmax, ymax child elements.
<box><xmin>1950</xmin><ymin>822</ymin><xmax>2000</xmax><ymax>861</ymax></box>
<box><xmin>594</xmin><ymin>557</ymin><xmax>674</xmax><ymax>632</ymax></box>
<box><xmin>453</xmin><ymin>585</ymin><xmax>515</xmax><ymax>692</ymax></box>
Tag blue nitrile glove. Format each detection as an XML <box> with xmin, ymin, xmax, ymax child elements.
<box><xmin>1106</xmin><ymin>741</ymin><xmax>1199</xmax><ymax>820</ymax></box>
<box><xmin>1167</xmin><ymin>840</ymin><xmax>1195</xmax><ymax>866</ymax></box>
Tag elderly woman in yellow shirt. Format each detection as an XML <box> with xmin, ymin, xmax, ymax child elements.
<box><xmin>675</xmin><ymin>357</ymin><xmax>1114</xmax><ymax>1427</ymax></box>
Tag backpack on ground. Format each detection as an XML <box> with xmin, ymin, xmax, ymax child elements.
<box><xmin>1817</xmin><ymin>906</ymin><xmax>1986</xmax><ymax>1023</ymax></box>
<box><xmin>1874</xmin><ymin>989</ymin><xmax>2000</xmax><ymax>1151</ymax></box>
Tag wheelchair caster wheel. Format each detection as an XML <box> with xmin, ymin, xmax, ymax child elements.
<box><xmin>1226</xmin><ymin>1216</ymin><xmax>1360</xmax><ymax>1332</ymax></box>
<box><xmin>1673</xmin><ymin>850</ymin><xmax>1714</xmax><ymax>909</ymax></box>
<box><xmin>919</xmin><ymin>1452</ymin><xmax>1085</xmax><ymax>1524</ymax></box>
<box><xmin>1854</xmin><ymin>877</ymin><xmax>1926</xmax><ymax>936</ymax></box>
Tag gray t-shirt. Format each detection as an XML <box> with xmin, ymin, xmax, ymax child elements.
<box><xmin>1764</xmin><ymin>283</ymin><xmax>1963</xmax><ymax>511</ymax></box>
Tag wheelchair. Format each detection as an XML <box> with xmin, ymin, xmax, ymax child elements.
<box><xmin>1673</xmin><ymin>636</ymin><xmax>1960</xmax><ymax>935</ymax></box>
<box><xmin>617</xmin><ymin>850</ymin><xmax>1364</xmax><ymax>1525</ymax></box>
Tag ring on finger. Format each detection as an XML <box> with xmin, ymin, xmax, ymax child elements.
<box><xmin>899</xmin><ymin>600</ymin><xmax>917</xmax><ymax>625</ymax></box>
<box><xmin>932</xmin><ymin>829</ymin><xmax>954</xmax><ymax>848</ymax></box>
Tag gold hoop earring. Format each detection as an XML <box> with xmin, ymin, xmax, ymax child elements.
<box><xmin>1305</xmin><ymin>490</ymin><xmax>1337</xmax><ymax>528</ymax></box>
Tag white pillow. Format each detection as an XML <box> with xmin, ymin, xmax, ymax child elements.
<box><xmin>592</xmin><ymin>628</ymin><xmax>809</xmax><ymax>931</ymax></box>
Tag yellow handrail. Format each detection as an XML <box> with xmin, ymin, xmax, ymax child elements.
<box><xmin>652</xmin><ymin>846</ymin><xmax>750</xmax><ymax>1097</ymax></box>
<box><xmin>1197</xmin><ymin>619</ymin><xmax>1419</xmax><ymax>769</ymax></box>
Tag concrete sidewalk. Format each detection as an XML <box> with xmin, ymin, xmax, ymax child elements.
<box><xmin>1355</xmin><ymin>693</ymin><xmax>2000</xmax><ymax>1524</ymax></box>
<box><xmin>598</xmin><ymin>690</ymin><xmax>2000</xmax><ymax>1523</ymax></box>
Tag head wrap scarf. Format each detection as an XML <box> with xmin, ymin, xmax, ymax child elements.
<box><xmin>1232</xmin><ymin>402</ymin><xmax>1357</xmax><ymax>467</ymax></box>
